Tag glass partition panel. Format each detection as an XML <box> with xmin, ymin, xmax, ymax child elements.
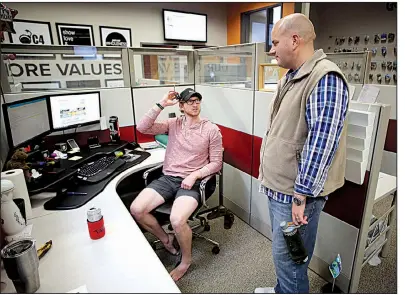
<box><xmin>129</xmin><ymin>47</ymin><xmax>194</xmax><ymax>87</ymax></box>
<box><xmin>195</xmin><ymin>43</ymin><xmax>256</xmax><ymax>89</ymax></box>
<box><xmin>0</xmin><ymin>44</ymin><xmax>130</xmax><ymax>93</ymax></box>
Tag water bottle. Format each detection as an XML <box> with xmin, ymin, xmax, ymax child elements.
<box><xmin>280</xmin><ymin>221</ymin><xmax>308</xmax><ymax>264</ymax></box>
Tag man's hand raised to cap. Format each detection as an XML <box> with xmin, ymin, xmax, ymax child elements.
<box><xmin>160</xmin><ymin>91</ymin><xmax>179</xmax><ymax>107</ymax></box>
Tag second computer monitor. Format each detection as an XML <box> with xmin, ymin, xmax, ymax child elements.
<box><xmin>49</xmin><ymin>92</ymin><xmax>101</xmax><ymax>130</ymax></box>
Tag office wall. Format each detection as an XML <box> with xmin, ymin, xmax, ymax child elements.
<box><xmin>226</xmin><ymin>2</ymin><xmax>295</xmax><ymax>45</ymax></box>
<box><xmin>5</xmin><ymin>2</ymin><xmax>228</xmax><ymax>47</ymax></box>
<box><xmin>310</xmin><ymin>2</ymin><xmax>397</xmax><ymax>52</ymax></box>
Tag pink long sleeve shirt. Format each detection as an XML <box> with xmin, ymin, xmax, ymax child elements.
<box><xmin>137</xmin><ymin>107</ymin><xmax>223</xmax><ymax>179</ymax></box>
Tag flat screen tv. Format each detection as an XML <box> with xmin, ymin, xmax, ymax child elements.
<box><xmin>163</xmin><ymin>9</ymin><xmax>207</xmax><ymax>42</ymax></box>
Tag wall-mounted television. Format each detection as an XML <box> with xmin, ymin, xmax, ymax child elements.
<box><xmin>163</xmin><ymin>9</ymin><xmax>207</xmax><ymax>43</ymax></box>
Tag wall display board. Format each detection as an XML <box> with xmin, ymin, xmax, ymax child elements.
<box><xmin>326</xmin><ymin>32</ymin><xmax>396</xmax><ymax>85</ymax></box>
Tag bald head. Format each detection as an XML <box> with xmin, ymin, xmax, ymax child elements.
<box><xmin>269</xmin><ymin>13</ymin><xmax>316</xmax><ymax>70</ymax></box>
<box><xmin>275</xmin><ymin>13</ymin><xmax>316</xmax><ymax>43</ymax></box>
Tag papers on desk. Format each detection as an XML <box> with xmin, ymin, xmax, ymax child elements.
<box><xmin>139</xmin><ymin>141</ymin><xmax>163</xmax><ymax>150</ymax></box>
<box><xmin>69</xmin><ymin>156</ymin><xmax>83</xmax><ymax>161</ymax></box>
<box><xmin>67</xmin><ymin>285</ymin><xmax>88</xmax><ymax>293</ymax></box>
<box><xmin>358</xmin><ymin>85</ymin><xmax>380</xmax><ymax>103</ymax></box>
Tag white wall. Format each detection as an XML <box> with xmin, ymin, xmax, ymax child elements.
<box><xmin>6</xmin><ymin>2</ymin><xmax>227</xmax><ymax>47</ymax></box>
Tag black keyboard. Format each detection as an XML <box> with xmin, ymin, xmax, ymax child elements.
<box><xmin>77</xmin><ymin>155</ymin><xmax>125</xmax><ymax>183</ymax></box>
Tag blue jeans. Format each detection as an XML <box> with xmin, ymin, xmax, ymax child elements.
<box><xmin>268</xmin><ymin>197</ymin><xmax>326</xmax><ymax>294</ymax></box>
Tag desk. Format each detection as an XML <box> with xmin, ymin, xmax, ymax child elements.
<box><xmin>1</xmin><ymin>148</ymin><xmax>181</xmax><ymax>293</ymax></box>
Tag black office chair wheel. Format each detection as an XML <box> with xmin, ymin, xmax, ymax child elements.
<box><xmin>212</xmin><ymin>245</ymin><xmax>220</xmax><ymax>255</ymax></box>
<box><xmin>199</xmin><ymin>217</ymin><xmax>207</xmax><ymax>227</ymax></box>
<box><xmin>224</xmin><ymin>213</ymin><xmax>235</xmax><ymax>229</ymax></box>
<box><xmin>204</xmin><ymin>224</ymin><xmax>211</xmax><ymax>231</ymax></box>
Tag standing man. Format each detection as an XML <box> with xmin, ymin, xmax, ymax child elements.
<box><xmin>131</xmin><ymin>88</ymin><xmax>223</xmax><ymax>282</ymax></box>
<box><xmin>255</xmin><ymin>14</ymin><xmax>349</xmax><ymax>293</ymax></box>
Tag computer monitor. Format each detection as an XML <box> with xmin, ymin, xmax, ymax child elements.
<box><xmin>49</xmin><ymin>92</ymin><xmax>101</xmax><ymax>130</ymax></box>
<box><xmin>2</xmin><ymin>96</ymin><xmax>52</xmax><ymax>149</ymax></box>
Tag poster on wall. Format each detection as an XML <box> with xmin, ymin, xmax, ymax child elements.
<box><xmin>99</xmin><ymin>26</ymin><xmax>131</xmax><ymax>47</ymax></box>
<box><xmin>6</xmin><ymin>19</ymin><xmax>53</xmax><ymax>45</ymax></box>
<box><xmin>56</xmin><ymin>23</ymin><xmax>94</xmax><ymax>46</ymax></box>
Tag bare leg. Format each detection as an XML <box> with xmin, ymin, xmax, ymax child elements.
<box><xmin>130</xmin><ymin>188</ymin><xmax>177</xmax><ymax>254</ymax></box>
<box><xmin>169</xmin><ymin>196</ymin><xmax>198</xmax><ymax>281</ymax></box>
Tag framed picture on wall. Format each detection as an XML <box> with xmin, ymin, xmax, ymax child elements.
<box><xmin>6</xmin><ymin>19</ymin><xmax>53</xmax><ymax>45</ymax></box>
<box><xmin>56</xmin><ymin>23</ymin><xmax>95</xmax><ymax>46</ymax></box>
<box><xmin>99</xmin><ymin>26</ymin><xmax>132</xmax><ymax>47</ymax></box>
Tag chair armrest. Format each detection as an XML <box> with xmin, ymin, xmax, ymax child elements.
<box><xmin>143</xmin><ymin>164</ymin><xmax>163</xmax><ymax>186</ymax></box>
<box><xmin>199</xmin><ymin>172</ymin><xmax>221</xmax><ymax>207</ymax></box>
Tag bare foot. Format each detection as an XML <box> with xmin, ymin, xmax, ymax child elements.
<box><xmin>163</xmin><ymin>234</ymin><xmax>178</xmax><ymax>255</ymax></box>
<box><xmin>170</xmin><ymin>262</ymin><xmax>191</xmax><ymax>281</ymax></box>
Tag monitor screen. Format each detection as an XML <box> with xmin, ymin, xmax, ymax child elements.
<box><xmin>3</xmin><ymin>96</ymin><xmax>51</xmax><ymax>148</ymax></box>
<box><xmin>163</xmin><ymin>10</ymin><xmax>207</xmax><ymax>42</ymax></box>
<box><xmin>50</xmin><ymin>92</ymin><xmax>101</xmax><ymax>130</ymax></box>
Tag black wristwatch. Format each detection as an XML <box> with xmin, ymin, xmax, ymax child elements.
<box><xmin>156</xmin><ymin>103</ymin><xmax>164</xmax><ymax>110</ymax></box>
<box><xmin>293</xmin><ymin>196</ymin><xmax>304</xmax><ymax>206</ymax></box>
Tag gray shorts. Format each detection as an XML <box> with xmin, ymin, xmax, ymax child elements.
<box><xmin>147</xmin><ymin>175</ymin><xmax>202</xmax><ymax>203</ymax></box>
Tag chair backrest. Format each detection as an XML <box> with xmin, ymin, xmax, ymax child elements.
<box><xmin>155</xmin><ymin>134</ymin><xmax>168</xmax><ymax>148</ymax></box>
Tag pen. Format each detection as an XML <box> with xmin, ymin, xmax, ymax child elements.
<box><xmin>67</xmin><ymin>192</ymin><xmax>88</xmax><ymax>196</ymax></box>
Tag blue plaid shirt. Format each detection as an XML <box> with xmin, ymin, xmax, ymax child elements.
<box><xmin>260</xmin><ymin>68</ymin><xmax>349</xmax><ymax>203</ymax></box>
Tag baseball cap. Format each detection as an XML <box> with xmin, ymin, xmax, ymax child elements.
<box><xmin>178</xmin><ymin>88</ymin><xmax>202</xmax><ymax>102</ymax></box>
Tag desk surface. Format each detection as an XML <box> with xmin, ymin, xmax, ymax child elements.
<box><xmin>27</xmin><ymin>142</ymin><xmax>133</xmax><ymax>195</ymax></box>
<box><xmin>1</xmin><ymin>148</ymin><xmax>181</xmax><ymax>293</ymax></box>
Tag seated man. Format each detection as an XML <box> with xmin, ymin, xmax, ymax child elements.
<box><xmin>130</xmin><ymin>88</ymin><xmax>223</xmax><ymax>281</ymax></box>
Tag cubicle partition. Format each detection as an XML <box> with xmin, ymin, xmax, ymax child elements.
<box><xmin>0</xmin><ymin>43</ymin><xmax>396</xmax><ymax>294</ymax></box>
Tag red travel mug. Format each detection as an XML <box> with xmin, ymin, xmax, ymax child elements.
<box><xmin>87</xmin><ymin>207</ymin><xmax>105</xmax><ymax>240</ymax></box>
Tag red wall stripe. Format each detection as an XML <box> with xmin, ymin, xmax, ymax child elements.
<box><xmin>136</xmin><ymin>128</ymin><xmax>156</xmax><ymax>143</ymax></box>
<box><xmin>384</xmin><ymin>119</ymin><xmax>397</xmax><ymax>153</ymax></box>
<box><xmin>217</xmin><ymin>124</ymin><xmax>253</xmax><ymax>176</ymax></box>
<box><xmin>252</xmin><ymin>136</ymin><xmax>262</xmax><ymax>179</ymax></box>
<box><xmin>119</xmin><ymin>126</ymin><xmax>136</xmax><ymax>142</ymax></box>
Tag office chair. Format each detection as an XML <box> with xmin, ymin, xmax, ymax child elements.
<box><xmin>144</xmin><ymin>136</ymin><xmax>235</xmax><ymax>256</ymax></box>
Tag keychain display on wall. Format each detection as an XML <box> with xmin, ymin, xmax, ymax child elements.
<box><xmin>326</xmin><ymin>52</ymin><xmax>369</xmax><ymax>84</ymax></box>
<box><xmin>326</xmin><ymin>30</ymin><xmax>396</xmax><ymax>85</ymax></box>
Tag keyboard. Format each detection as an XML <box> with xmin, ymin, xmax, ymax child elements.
<box><xmin>77</xmin><ymin>155</ymin><xmax>125</xmax><ymax>183</ymax></box>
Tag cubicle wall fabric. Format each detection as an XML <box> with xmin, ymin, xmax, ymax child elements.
<box><xmin>384</xmin><ymin>119</ymin><xmax>396</xmax><ymax>153</ymax></box>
